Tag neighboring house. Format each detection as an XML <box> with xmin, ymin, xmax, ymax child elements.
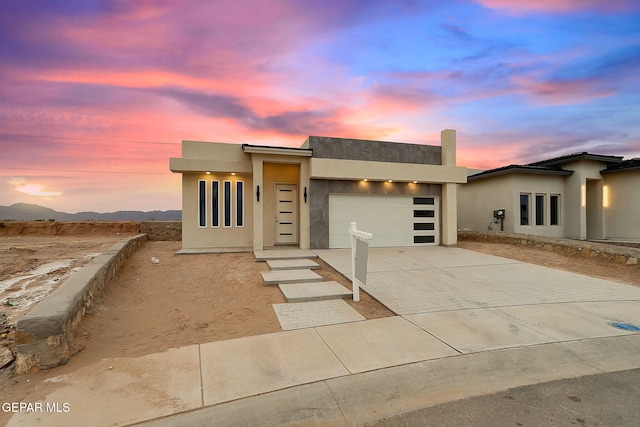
<box><xmin>169</xmin><ymin>130</ymin><xmax>467</xmax><ymax>251</ymax></box>
<box><xmin>458</xmin><ymin>152</ymin><xmax>640</xmax><ymax>241</ymax></box>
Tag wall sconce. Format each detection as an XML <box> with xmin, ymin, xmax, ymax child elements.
<box><xmin>256</xmin><ymin>185</ymin><xmax>260</xmax><ymax>202</ymax></box>
<box><xmin>304</xmin><ymin>187</ymin><xmax>308</xmax><ymax>203</ymax></box>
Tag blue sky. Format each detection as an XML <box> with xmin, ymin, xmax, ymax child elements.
<box><xmin>1</xmin><ymin>0</ymin><xmax>638</xmax><ymax>211</ymax></box>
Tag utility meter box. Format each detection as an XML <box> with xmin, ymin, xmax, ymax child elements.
<box><xmin>493</xmin><ymin>209</ymin><xmax>506</xmax><ymax>219</ymax></box>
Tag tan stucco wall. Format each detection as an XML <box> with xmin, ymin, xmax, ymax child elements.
<box><xmin>309</xmin><ymin>158</ymin><xmax>467</xmax><ymax>184</ymax></box>
<box><xmin>512</xmin><ymin>175</ymin><xmax>565</xmax><ymax>237</ymax></box>
<box><xmin>458</xmin><ymin>175</ymin><xmax>515</xmax><ymax>232</ymax></box>
<box><xmin>561</xmin><ymin>159</ymin><xmax>606</xmax><ymax>240</ymax></box>
<box><xmin>170</xmin><ymin>141</ymin><xmax>252</xmax><ymax>174</ymax></box>
<box><xmin>603</xmin><ymin>170</ymin><xmax>640</xmax><ymax>240</ymax></box>
<box><xmin>181</xmin><ymin>172</ymin><xmax>253</xmax><ymax>249</ymax></box>
<box><xmin>459</xmin><ymin>174</ymin><xmax>566</xmax><ymax>237</ymax></box>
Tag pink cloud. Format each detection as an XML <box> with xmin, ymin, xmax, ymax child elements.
<box><xmin>475</xmin><ymin>0</ymin><xmax>638</xmax><ymax>14</ymax></box>
<box><xmin>510</xmin><ymin>76</ymin><xmax>614</xmax><ymax>105</ymax></box>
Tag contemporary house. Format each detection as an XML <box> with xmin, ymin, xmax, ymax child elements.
<box><xmin>169</xmin><ymin>130</ymin><xmax>467</xmax><ymax>251</ymax></box>
<box><xmin>458</xmin><ymin>152</ymin><xmax>640</xmax><ymax>241</ymax></box>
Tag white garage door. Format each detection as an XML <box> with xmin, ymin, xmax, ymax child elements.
<box><xmin>328</xmin><ymin>194</ymin><xmax>439</xmax><ymax>248</ymax></box>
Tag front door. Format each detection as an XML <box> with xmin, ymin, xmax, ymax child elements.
<box><xmin>275</xmin><ymin>183</ymin><xmax>298</xmax><ymax>244</ymax></box>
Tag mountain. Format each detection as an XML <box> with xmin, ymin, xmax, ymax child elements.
<box><xmin>0</xmin><ymin>203</ymin><xmax>181</xmax><ymax>221</ymax></box>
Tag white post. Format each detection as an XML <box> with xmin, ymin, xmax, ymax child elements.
<box><xmin>350</xmin><ymin>222</ymin><xmax>359</xmax><ymax>302</ymax></box>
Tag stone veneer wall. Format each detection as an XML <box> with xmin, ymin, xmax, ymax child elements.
<box><xmin>15</xmin><ymin>234</ymin><xmax>147</xmax><ymax>373</ymax></box>
<box><xmin>310</xmin><ymin>180</ymin><xmax>442</xmax><ymax>249</ymax></box>
<box><xmin>141</xmin><ymin>221</ymin><xmax>181</xmax><ymax>241</ymax></box>
<box><xmin>307</xmin><ymin>136</ymin><xmax>442</xmax><ymax>164</ymax></box>
<box><xmin>459</xmin><ymin>230</ymin><xmax>640</xmax><ymax>267</ymax></box>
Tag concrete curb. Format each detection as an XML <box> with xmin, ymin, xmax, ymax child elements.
<box><xmin>459</xmin><ymin>230</ymin><xmax>640</xmax><ymax>267</ymax></box>
<box><xmin>14</xmin><ymin>234</ymin><xmax>147</xmax><ymax>373</ymax></box>
<box><xmin>133</xmin><ymin>335</ymin><xmax>640</xmax><ymax>427</ymax></box>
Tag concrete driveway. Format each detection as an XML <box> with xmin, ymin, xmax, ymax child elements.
<box><xmin>315</xmin><ymin>246</ymin><xmax>640</xmax><ymax>353</ymax></box>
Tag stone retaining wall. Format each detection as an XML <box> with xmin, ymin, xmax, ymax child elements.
<box><xmin>14</xmin><ymin>234</ymin><xmax>148</xmax><ymax>373</ymax></box>
<box><xmin>141</xmin><ymin>221</ymin><xmax>181</xmax><ymax>241</ymax></box>
<box><xmin>458</xmin><ymin>230</ymin><xmax>640</xmax><ymax>268</ymax></box>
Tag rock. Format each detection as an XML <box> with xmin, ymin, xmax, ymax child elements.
<box><xmin>1</xmin><ymin>347</ymin><xmax>15</xmax><ymax>369</ymax></box>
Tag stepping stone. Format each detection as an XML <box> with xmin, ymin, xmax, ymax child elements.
<box><xmin>254</xmin><ymin>249</ymin><xmax>318</xmax><ymax>261</ymax></box>
<box><xmin>279</xmin><ymin>281</ymin><xmax>352</xmax><ymax>303</ymax></box>
<box><xmin>266</xmin><ymin>259</ymin><xmax>320</xmax><ymax>270</ymax></box>
<box><xmin>261</xmin><ymin>269</ymin><xmax>323</xmax><ymax>285</ymax></box>
<box><xmin>273</xmin><ymin>300</ymin><xmax>365</xmax><ymax>331</ymax></box>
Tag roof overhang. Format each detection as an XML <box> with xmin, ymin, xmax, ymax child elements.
<box><xmin>529</xmin><ymin>152</ymin><xmax>623</xmax><ymax>167</ymax></box>
<box><xmin>242</xmin><ymin>144</ymin><xmax>312</xmax><ymax>157</ymax></box>
<box><xmin>468</xmin><ymin>165</ymin><xmax>573</xmax><ymax>181</ymax></box>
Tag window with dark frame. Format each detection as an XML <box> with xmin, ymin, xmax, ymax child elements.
<box><xmin>550</xmin><ymin>194</ymin><xmax>559</xmax><ymax>225</ymax></box>
<box><xmin>212</xmin><ymin>181</ymin><xmax>219</xmax><ymax>227</ymax></box>
<box><xmin>236</xmin><ymin>181</ymin><xmax>244</xmax><ymax>227</ymax></box>
<box><xmin>223</xmin><ymin>181</ymin><xmax>232</xmax><ymax>227</ymax></box>
<box><xmin>198</xmin><ymin>180</ymin><xmax>207</xmax><ymax>227</ymax></box>
<box><xmin>520</xmin><ymin>194</ymin><xmax>530</xmax><ymax>226</ymax></box>
<box><xmin>535</xmin><ymin>194</ymin><xmax>544</xmax><ymax>225</ymax></box>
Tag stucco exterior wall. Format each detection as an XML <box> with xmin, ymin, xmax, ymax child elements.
<box><xmin>561</xmin><ymin>159</ymin><xmax>606</xmax><ymax>240</ymax></box>
<box><xmin>458</xmin><ymin>175</ymin><xmax>515</xmax><ymax>232</ymax></box>
<box><xmin>459</xmin><ymin>174</ymin><xmax>566</xmax><ymax>237</ymax></box>
<box><xmin>512</xmin><ymin>174</ymin><xmax>566</xmax><ymax>237</ymax></box>
<box><xmin>181</xmin><ymin>173</ymin><xmax>253</xmax><ymax>249</ymax></box>
<box><xmin>603</xmin><ymin>170</ymin><xmax>640</xmax><ymax>240</ymax></box>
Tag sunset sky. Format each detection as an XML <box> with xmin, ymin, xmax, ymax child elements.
<box><xmin>1</xmin><ymin>0</ymin><xmax>639</xmax><ymax>213</ymax></box>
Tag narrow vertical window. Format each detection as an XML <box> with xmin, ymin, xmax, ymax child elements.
<box><xmin>211</xmin><ymin>181</ymin><xmax>219</xmax><ymax>227</ymax></box>
<box><xmin>520</xmin><ymin>194</ymin><xmax>530</xmax><ymax>226</ymax></box>
<box><xmin>550</xmin><ymin>195</ymin><xmax>560</xmax><ymax>225</ymax></box>
<box><xmin>535</xmin><ymin>194</ymin><xmax>545</xmax><ymax>225</ymax></box>
<box><xmin>224</xmin><ymin>180</ymin><xmax>232</xmax><ymax>227</ymax></box>
<box><xmin>198</xmin><ymin>180</ymin><xmax>207</xmax><ymax>227</ymax></box>
<box><xmin>236</xmin><ymin>181</ymin><xmax>244</xmax><ymax>227</ymax></box>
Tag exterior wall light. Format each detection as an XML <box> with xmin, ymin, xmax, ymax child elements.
<box><xmin>304</xmin><ymin>187</ymin><xmax>308</xmax><ymax>203</ymax></box>
<box><xmin>256</xmin><ymin>185</ymin><xmax>260</xmax><ymax>202</ymax></box>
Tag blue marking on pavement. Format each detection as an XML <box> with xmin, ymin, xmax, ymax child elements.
<box><xmin>608</xmin><ymin>322</ymin><xmax>640</xmax><ymax>331</ymax></box>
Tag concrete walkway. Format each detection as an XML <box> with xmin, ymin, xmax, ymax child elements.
<box><xmin>8</xmin><ymin>247</ymin><xmax>640</xmax><ymax>426</ymax></box>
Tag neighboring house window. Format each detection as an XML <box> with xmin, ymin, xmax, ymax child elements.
<box><xmin>520</xmin><ymin>194</ymin><xmax>530</xmax><ymax>226</ymax></box>
<box><xmin>223</xmin><ymin>181</ymin><xmax>232</xmax><ymax>227</ymax></box>
<box><xmin>236</xmin><ymin>181</ymin><xmax>244</xmax><ymax>227</ymax></box>
<box><xmin>535</xmin><ymin>194</ymin><xmax>545</xmax><ymax>226</ymax></box>
<box><xmin>550</xmin><ymin>194</ymin><xmax>560</xmax><ymax>225</ymax></box>
<box><xmin>198</xmin><ymin>180</ymin><xmax>207</xmax><ymax>227</ymax></box>
<box><xmin>211</xmin><ymin>181</ymin><xmax>219</xmax><ymax>227</ymax></box>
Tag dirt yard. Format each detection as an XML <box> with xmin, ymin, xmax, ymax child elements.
<box><xmin>0</xmin><ymin>225</ymin><xmax>638</xmax><ymax>423</ymax></box>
